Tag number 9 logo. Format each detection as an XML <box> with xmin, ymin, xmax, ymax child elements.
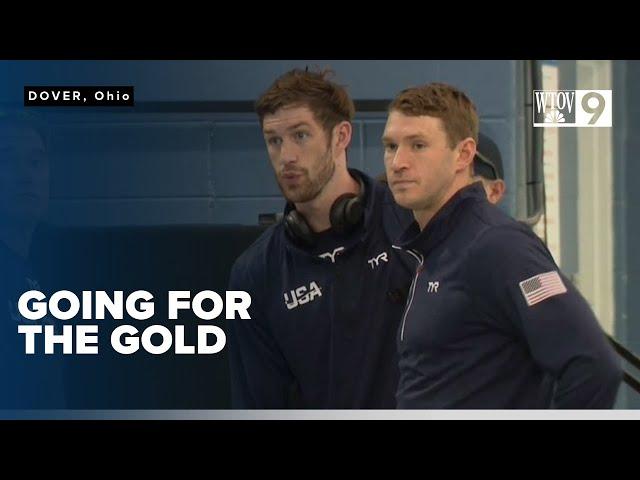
<box><xmin>582</xmin><ymin>92</ymin><xmax>605</xmax><ymax>125</ymax></box>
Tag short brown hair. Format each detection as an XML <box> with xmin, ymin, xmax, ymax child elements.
<box><xmin>389</xmin><ymin>83</ymin><xmax>479</xmax><ymax>148</ymax></box>
<box><xmin>255</xmin><ymin>68</ymin><xmax>355</xmax><ymax>135</ymax></box>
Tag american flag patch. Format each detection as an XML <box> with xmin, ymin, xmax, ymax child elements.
<box><xmin>518</xmin><ymin>271</ymin><xmax>567</xmax><ymax>306</ymax></box>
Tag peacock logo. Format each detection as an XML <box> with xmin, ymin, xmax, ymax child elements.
<box><xmin>544</xmin><ymin>110</ymin><xmax>565</xmax><ymax>123</ymax></box>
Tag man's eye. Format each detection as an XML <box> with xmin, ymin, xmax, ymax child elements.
<box><xmin>384</xmin><ymin>143</ymin><xmax>398</xmax><ymax>152</ymax></box>
<box><xmin>267</xmin><ymin>137</ymin><xmax>282</xmax><ymax>147</ymax></box>
<box><xmin>413</xmin><ymin>143</ymin><xmax>426</xmax><ymax>150</ymax></box>
<box><xmin>295</xmin><ymin>131</ymin><xmax>309</xmax><ymax>141</ymax></box>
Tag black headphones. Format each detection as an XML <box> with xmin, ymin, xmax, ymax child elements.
<box><xmin>283</xmin><ymin>173</ymin><xmax>366</xmax><ymax>248</ymax></box>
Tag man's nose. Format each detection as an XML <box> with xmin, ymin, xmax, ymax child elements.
<box><xmin>390</xmin><ymin>146</ymin><xmax>410</xmax><ymax>172</ymax></box>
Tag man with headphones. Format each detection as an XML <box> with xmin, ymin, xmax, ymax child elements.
<box><xmin>227</xmin><ymin>68</ymin><xmax>415</xmax><ymax>408</ymax></box>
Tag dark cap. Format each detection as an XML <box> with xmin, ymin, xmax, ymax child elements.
<box><xmin>474</xmin><ymin>132</ymin><xmax>504</xmax><ymax>180</ymax></box>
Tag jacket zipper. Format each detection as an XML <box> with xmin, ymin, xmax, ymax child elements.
<box><xmin>393</xmin><ymin>246</ymin><xmax>424</xmax><ymax>341</ymax></box>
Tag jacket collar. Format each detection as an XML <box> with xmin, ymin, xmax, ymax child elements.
<box><xmin>397</xmin><ymin>181</ymin><xmax>487</xmax><ymax>257</ymax></box>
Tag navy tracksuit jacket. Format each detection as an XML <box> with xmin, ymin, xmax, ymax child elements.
<box><xmin>228</xmin><ymin>170</ymin><xmax>415</xmax><ymax>408</ymax></box>
<box><xmin>394</xmin><ymin>182</ymin><xmax>622</xmax><ymax>408</ymax></box>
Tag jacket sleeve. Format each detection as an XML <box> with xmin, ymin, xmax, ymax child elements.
<box><xmin>227</xmin><ymin>255</ymin><xmax>297</xmax><ymax>408</ymax></box>
<box><xmin>466</xmin><ymin>225</ymin><xmax>623</xmax><ymax>408</ymax></box>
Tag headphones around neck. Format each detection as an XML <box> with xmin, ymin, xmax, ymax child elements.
<box><xmin>283</xmin><ymin>173</ymin><xmax>366</xmax><ymax>248</ymax></box>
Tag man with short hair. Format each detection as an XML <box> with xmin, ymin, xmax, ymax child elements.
<box><xmin>383</xmin><ymin>82</ymin><xmax>622</xmax><ymax>408</ymax></box>
<box><xmin>228</xmin><ymin>69</ymin><xmax>414</xmax><ymax>408</ymax></box>
<box><xmin>0</xmin><ymin>111</ymin><xmax>66</xmax><ymax>408</ymax></box>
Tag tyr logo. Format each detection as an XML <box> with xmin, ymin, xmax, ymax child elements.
<box><xmin>367</xmin><ymin>252</ymin><xmax>388</xmax><ymax>269</ymax></box>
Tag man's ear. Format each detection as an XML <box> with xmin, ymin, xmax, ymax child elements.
<box><xmin>487</xmin><ymin>179</ymin><xmax>506</xmax><ymax>205</ymax></box>
<box><xmin>333</xmin><ymin>121</ymin><xmax>352</xmax><ymax>151</ymax></box>
<box><xmin>456</xmin><ymin>137</ymin><xmax>476</xmax><ymax>174</ymax></box>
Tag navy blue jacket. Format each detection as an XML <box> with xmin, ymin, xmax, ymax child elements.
<box><xmin>228</xmin><ymin>170</ymin><xmax>415</xmax><ymax>408</ymax></box>
<box><xmin>0</xmin><ymin>241</ymin><xmax>66</xmax><ymax>409</ymax></box>
<box><xmin>395</xmin><ymin>182</ymin><xmax>622</xmax><ymax>409</ymax></box>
